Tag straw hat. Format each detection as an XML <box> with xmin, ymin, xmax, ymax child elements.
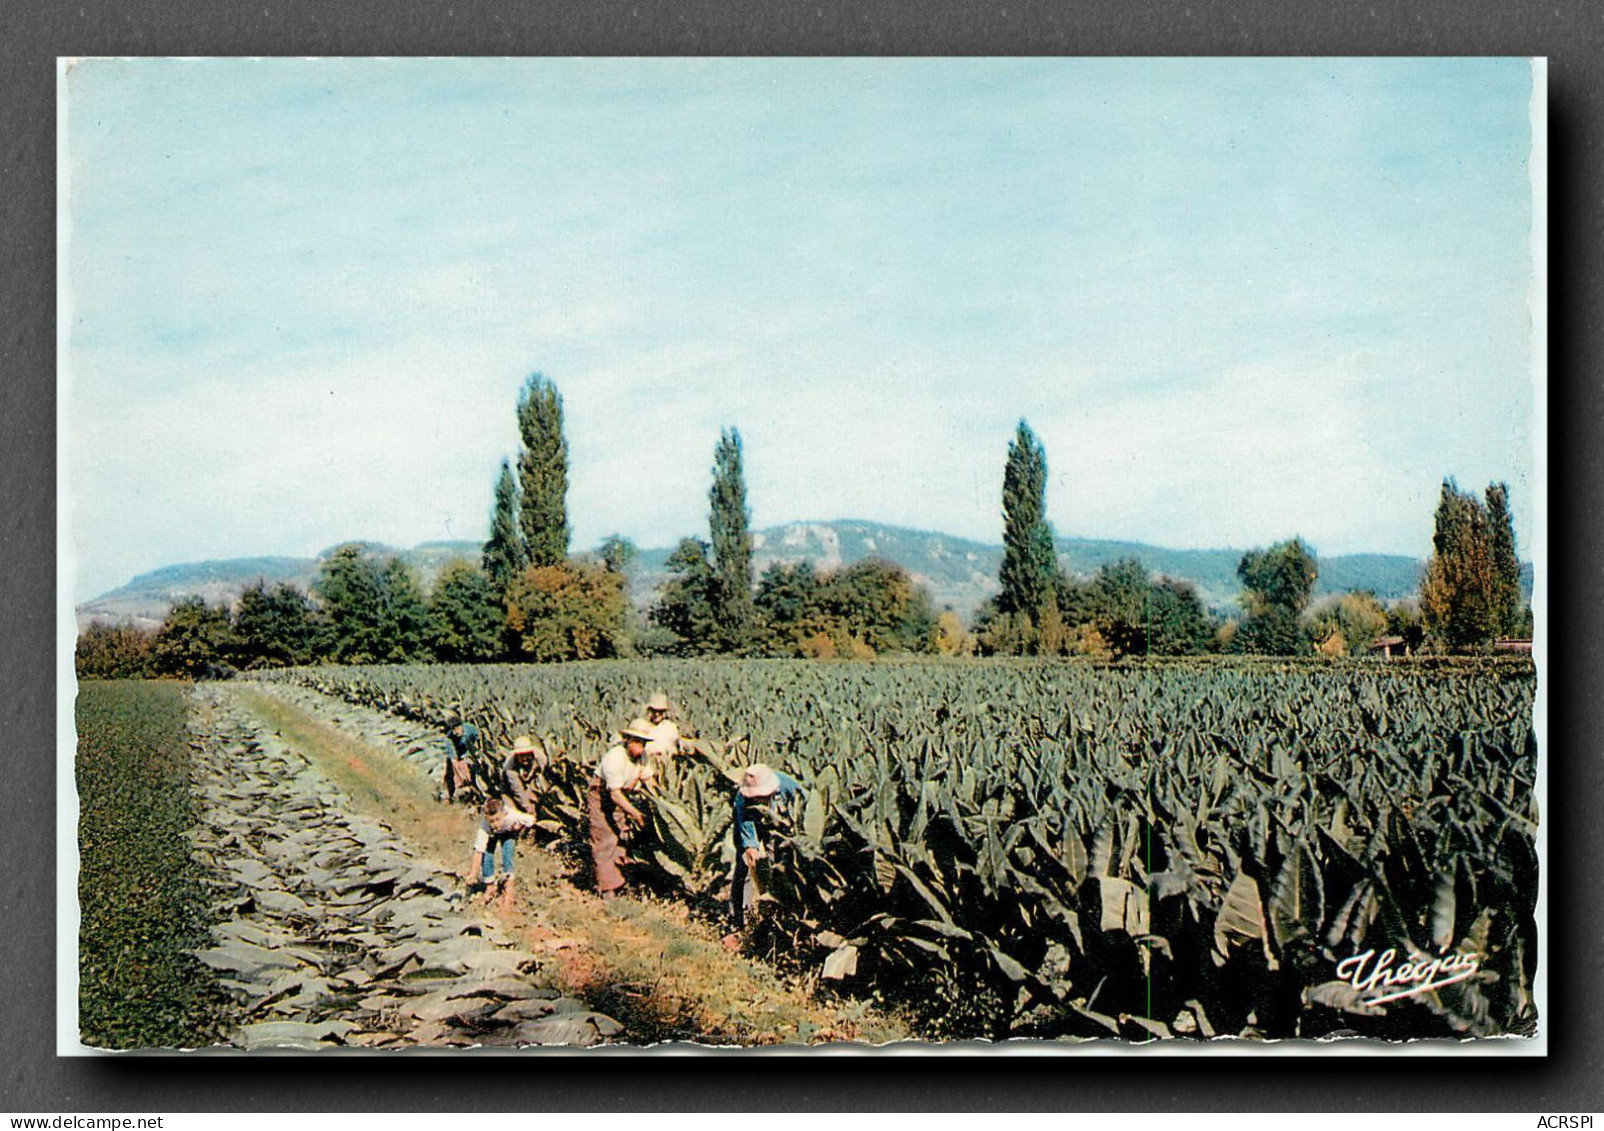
<box><xmin>739</xmin><ymin>763</ymin><xmax>782</xmax><ymax>799</ymax></box>
<box><xmin>621</xmin><ymin>718</ymin><xmax>656</xmax><ymax>745</ymax></box>
<box><xmin>645</xmin><ymin>693</ymin><xmax>671</xmax><ymax>713</ymax></box>
<box><xmin>510</xmin><ymin>735</ymin><xmax>544</xmax><ymax>757</ymax></box>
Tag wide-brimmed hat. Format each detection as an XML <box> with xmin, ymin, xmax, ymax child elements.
<box><xmin>645</xmin><ymin>693</ymin><xmax>671</xmax><ymax>713</ymax></box>
<box><xmin>510</xmin><ymin>735</ymin><xmax>544</xmax><ymax>757</ymax></box>
<box><xmin>443</xmin><ymin>709</ymin><xmax>462</xmax><ymax>726</ymax></box>
<box><xmin>739</xmin><ymin>763</ymin><xmax>782</xmax><ymax>799</ymax></box>
<box><xmin>621</xmin><ymin>718</ymin><xmax>655</xmax><ymax>744</ymax></box>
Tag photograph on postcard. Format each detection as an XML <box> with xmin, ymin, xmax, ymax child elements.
<box><xmin>60</xmin><ymin>57</ymin><xmax>1543</xmax><ymax>1051</ymax></box>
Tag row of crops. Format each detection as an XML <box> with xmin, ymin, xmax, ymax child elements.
<box><xmin>77</xmin><ymin>680</ymin><xmax>229</xmax><ymax>1049</ymax></box>
<box><xmin>251</xmin><ymin>657</ymin><xmax>1539</xmax><ymax>1041</ymax></box>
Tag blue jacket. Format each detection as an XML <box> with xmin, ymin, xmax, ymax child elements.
<box><xmin>733</xmin><ymin>772</ymin><xmax>804</xmax><ymax>851</ymax></box>
<box><xmin>450</xmin><ymin>722</ymin><xmax>480</xmax><ymax>759</ymax></box>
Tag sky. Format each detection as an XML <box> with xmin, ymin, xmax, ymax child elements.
<box><xmin>61</xmin><ymin>58</ymin><xmax>1540</xmax><ymax>602</ymax></box>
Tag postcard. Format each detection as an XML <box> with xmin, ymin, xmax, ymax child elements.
<box><xmin>60</xmin><ymin>56</ymin><xmax>1546</xmax><ymax>1053</ymax></box>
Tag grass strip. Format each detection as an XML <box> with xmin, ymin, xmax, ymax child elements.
<box><xmin>76</xmin><ymin>680</ymin><xmax>226</xmax><ymax>1049</ymax></box>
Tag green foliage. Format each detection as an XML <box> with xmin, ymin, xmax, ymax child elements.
<box><xmin>231</xmin><ymin>581</ymin><xmax>316</xmax><ymax>669</ymax></box>
<box><xmin>1485</xmin><ymin>483</ymin><xmax>1525</xmax><ymax>637</ymax></box>
<box><xmin>75</xmin><ymin>622</ymin><xmax>154</xmax><ymax>679</ymax></box>
<box><xmin>1089</xmin><ymin>559</ymin><xmax>1151</xmax><ymax>656</ymax></box>
<box><xmin>76</xmin><ymin>681</ymin><xmax>226</xmax><ymax>1048</ymax></box>
<box><xmin>650</xmin><ymin>538</ymin><xmax>722</xmax><ymax>655</ymax></box>
<box><xmin>426</xmin><ymin>560</ymin><xmax>504</xmax><ymax>662</ymax></box>
<box><xmin>755</xmin><ymin>560</ymin><xmax>825</xmax><ymax>653</ymax></box>
<box><xmin>379</xmin><ymin>558</ymin><xmax>430</xmax><ymax>659</ymax></box>
<box><xmin>505</xmin><ymin>560</ymin><xmax>628</xmax><ymax>662</ymax></box>
<box><xmin>709</xmin><ymin>428</ymin><xmax>757</xmax><ymax>652</ymax></box>
<box><xmin>150</xmin><ymin>597</ymin><xmax>235</xmax><ymax>678</ymax></box>
<box><xmin>821</xmin><ymin>559</ymin><xmax>937</xmax><ymax>655</ymax></box>
<box><xmin>1420</xmin><ymin>479</ymin><xmax>1527</xmax><ymax>650</ymax></box>
<box><xmin>1235</xmin><ymin>538</ymin><xmax>1319</xmax><ymax>655</ymax></box>
<box><xmin>973</xmin><ymin>603</ymin><xmax>1037</xmax><ymax>657</ymax></box>
<box><xmin>599</xmin><ymin>534</ymin><xmax>638</xmax><ymax>575</ymax></box>
<box><xmin>482</xmin><ymin>458</ymin><xmax>528</xmax><ymax>595</ymax></box>
<box><xmin>1305</xmin><ymin>591</ymin><xmax>1390</xmax><ymax>657</ymax></box>
<box><xmin>516</xmin><ymin>373</ymin><xmax>571</xmax><ymax>568</ymax></box>
<box><xmin>266</xmin><ymin>654</ymin><xmax>1539</xmax><ymax>1042</ymax></box>
<box><xmin>998</xmin><ymin>420</ymin><xmax>1058</xmax><ymax>630</ymax></box>
<box><xmin>758</xmin><ymin>559</ymin><xmax>937</xmax><ymax>657</ymax></box>
<box><xmin>314</xmin><ymin>544</ymin><xmax>429</xmax><ymax>664</ymax></box>
<box><xmin>1386</xmin><ymin>600</ymin><xmax>1427</xmax><ymax>653</ymax></box>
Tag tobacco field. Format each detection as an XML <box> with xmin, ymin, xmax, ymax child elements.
<box><xmin>254</xmin><ymin>656</ymin><xmax>1540</xmax><ymax>1042</ymax></box>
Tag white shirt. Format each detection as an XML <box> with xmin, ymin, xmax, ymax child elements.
<box><xmin>473</xmin><ymin>805</ymin><xmax>534</xmax><ymax>852</ymax></box>
<box><xmin>596</xmin><ymin>744</ymin><xmax>647</xmax><ymax>791</ymax></box>
<box><xmin>645</xmin><ymin>718</ymin><xmax>681</xmax><ymax>758</ymax></box>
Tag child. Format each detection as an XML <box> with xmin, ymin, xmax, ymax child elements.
<box><xmin>470</xmin><ymin>795</ymin><xmax>535</xmax><ymax>911</ymax></box>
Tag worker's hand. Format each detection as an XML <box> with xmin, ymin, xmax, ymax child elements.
<box><xmin>743</xmin><ymin>847</ymin><xmax>764</xmax><ymax>869</ymax></box>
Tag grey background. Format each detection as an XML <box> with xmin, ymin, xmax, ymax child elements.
<box><xmin>4</xmin><ymin>0</ymin><xmax>1594</xmax><ymax>1112</ymax></box>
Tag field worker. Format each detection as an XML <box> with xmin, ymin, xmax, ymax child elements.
<box><xmin>588</xmin><ymin>718</ymin><xmax>654</xmax><ymax>900</ymax></box>
<box><xmin>470</xmin><ymin>795</ymin><xmax>535</xmax><ymax>912</ymax></box>
<box><xmin>502</xmin><ymin>734</ymin><xmax>549</xmax><ymax>816</ymax></box>
<box><xmin>441</xmin><ymin>710</ymin><xmax>487</xmax><ymax>805</ymax></box>
<box><xmin>725</xmin><ymin>763</ymin><xmax>804</xmax><ymax>944</ymax></box>
<box><xmin>643</xmin><ymin>693</ymin><xmax>681</xmax><ymax>756</ymax></box>
<box><xmin>642</xmin><ymin>692</ymin><xmax>682</xmax><ymax>785</ymax></box>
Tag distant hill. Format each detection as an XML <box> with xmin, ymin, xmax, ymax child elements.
<box><xmin>77</xmin><ymin>522</ymin><xmax>1433</xmax><ymax>631</ymax></box>
<box><xmin>76</xmin><ymin>542</ymin><xmax>484</xmax><ymax>632</ymax></box>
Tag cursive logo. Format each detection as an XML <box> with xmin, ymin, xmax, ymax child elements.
<box><xmin>1334</xmin><ymin>947</ymin><xmax>1482</xmax><ymax>1005</ymax></box>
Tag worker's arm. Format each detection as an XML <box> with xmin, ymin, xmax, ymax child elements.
<box><xmin>610</xmin><ymin>786</ymin><xmax>646</xmax><ymax>827</ymax></box>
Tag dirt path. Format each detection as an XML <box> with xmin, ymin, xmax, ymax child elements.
<box><xmin>186</xmin><ymin>684</ymin><xmax>622</xmax><ymax>1049</ymax></box>
<box><xmin>229</xmin><ymin>681</ymin><xmax>907</xmax><ymax>1047</ymax></box>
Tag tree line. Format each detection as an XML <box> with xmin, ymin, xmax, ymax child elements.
<box><xmin>75</xmin><ymin>383</ymin><xmax>1531</xmax><ymax>679</ymax></box>
<box><xmin>978</xmin><ymin>420</ymin><xmax>1529</xmax><ymax>658</ymax></box>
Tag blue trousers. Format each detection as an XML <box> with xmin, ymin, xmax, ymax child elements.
<box><xmin>480</xmin><ymin>834</ymin><xmax>516</xmax><ymax>880</ymax></box>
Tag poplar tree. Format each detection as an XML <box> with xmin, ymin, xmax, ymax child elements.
<box><xmin>997</xmin><ymin>420</ymin><xmax>1059</xmax><ymax>623</ymax></box>
<box><xmin>482</xmin><ymin>458</ymin><xmax>527</xmax><ymax>595</ymax></box>
<box><xmin>1485</xmin><ymin>481</ymin><xmax>1524</xmax><ymax>636</ymax></box>
<box><xmin>709</xmin><ymin>428</ymin><xmax>757</xmax><ymax>652</ymax></box>
<box><xmin>1421</xmin><ymin>478</ymin><xmax>1523</xmax><ymax>648</ymax></box>
<box><xmin>516</xmin><ymin>373</ymin><xmax>570</xmax><ymax>568</ymax></box>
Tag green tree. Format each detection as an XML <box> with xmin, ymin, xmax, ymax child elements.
<box><xmin>315</xmin><ymin>544</ymin><xmax>392</xmax><ymax>663</ymax></box>
<box><xmin>650</xmin><ymin>538</ymin><xmax>721</xmax><ymax>655</ymax></box>
<box><xmin>972</xmin><ymin>599</ymin><xmax>1037</xmax><ymax>657</ymax></box>
<box><xmin>1090</xmin><ymin>558</ymin><xmax>1153</xmax><ymax>657</ymax></box>
<box><xmin>150</xmin><ymin>597</ymin><xmax>234</xmax><ymax>678</ymax></box>
<box><xmin>599</xmin><ymin>534</ymin><xmax>638</xmax><ymax>575</ymax></box>
<box><xmin>75</xmin><ymin>622</ymin><xmax>154</xmax><ymax>678</ymax></box>
<box><xmin>505</xmin><ymin>560</ymin><xmax>627</xmax><ymax>662</ymax></box>
<box><xmin>516</xmin><ymin>373</ymin><xmax>570</xmax><ymax>568</ymax></box>
<box><xmin>482</xmin><ymin>458</ymin><xmax>528</xmax><ymax>596</ymax></box>
<box><xmin>1420</xmin><ymin>479</ymin><xmax>1502</xmax><ymax>649</ymax></box>
<box><xmin>1149</xmin><ymin>579</ymin><xmax>1216</xmax><ymax>656</ymax></box>
<box><xmin>1485</xmin><ymin>481</ymin><xmax>1525</xmax><ymax>637</ymax></box>
<box><xmin>755</xmin><ymin>560</ymin><xmax>826</xmax><ymax>652</ymax></box>
<box><xmin>998</xmin><ymin>420</ymin><xmax>1058</xmax><ymax>633</ymax></box>
<box><xmin>427</xmin><ymin>560</ymin><xmax>504</xmax><ymax>663</ymax></box>
<box><xmin>1387</xmin><ymin>599</ymin><xmax>1427</xmax><ymax>653</ymax></box>
<box><xmin>232</xmin><ymin>581</ymin><xmax>315</xmax><ymax>668</ymax></box>
<box><xmin>1083</xmin><ymin>560</ymin><xmax>1215</xmax><ymax>658</ymax></box>
<box><xmin>378</xmin><ymin>558</ymin><xmax>430</xmax><ymax>661</ymax></box>
<box><xmin>1234</xmin><ymin>538</ymin><xmax>1319</xmax><ymax>655</ymax></box>
<box><xmin>820</xmin><ymin>558</ymin><xmax>937</xmax><ymax>655</ymax></box>
<box><xmin>708</xmin><ymin>428</ymin><xmax>757</xmax><ymax>652</ymax></box>
<box><xmin>1306</xmin><ymin>591</ymin><xmax>1390</xmax><ymax>656</ymax></box>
